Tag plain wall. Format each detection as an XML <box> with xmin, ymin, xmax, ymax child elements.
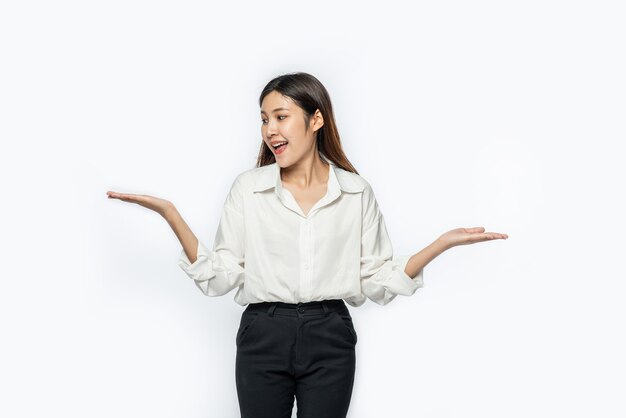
<box><xmin>1</xmin><ymin>0</ymin><xmax>624</xmax><ymax>417</ymax></box>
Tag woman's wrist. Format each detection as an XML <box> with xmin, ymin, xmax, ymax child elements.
<box><xmin>162</xmin><ymin>203</ymin><xmax>179</xmax><ymax>222</ymax></box>
<box><xmin>432</xmin><ymin>236</ymin><xmax>452</xmax><ymax>255</ymax></box>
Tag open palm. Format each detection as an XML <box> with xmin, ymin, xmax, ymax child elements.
<box><xmin>439</xmin><ymin>226</ymin><xmax>508</xmax><ymax>249</ymax></box>
<box><xmin>106</xmin><ymin>191</ymin><xmax>174</xmax><ymax>218</ymax></box>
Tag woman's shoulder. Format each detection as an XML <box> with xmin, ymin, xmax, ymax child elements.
<box><xmin>229</xmin><ymin>163</ymin><xmax>277</xmax><ymax>192</ymax></box>
<box><xmin>236</xmin><ymin>163</ymin><xmax>274</xmax><ymax>180</ymax></box>
<box><xmin>334</xmin><ymin>165</ymin><xmax>371</xmax><ymax>194</ymax></box>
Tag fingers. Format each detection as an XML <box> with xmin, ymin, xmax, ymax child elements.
<box><xmin>485</xmin><ymin>232</ymin><xmax>508</xmax><ymax>239</ymax></box>
<box><xmin>462</xmin><ymin>227</ymin><xmax>508</xmax><ymax>240</ymax></box>
<box><xmin>106</xmin><ymin>191</ymin><xmax>142</xmax><ymax>202</ymax></box>
<box><xmin>464</xmin><ymin>226</ymin><xmax>485</xmax><ymax>233</ymax></box>
<box><xmin>481</xmin><ymin>232</ymin><xmax>508</xmax><ymax>240</ymax></box>
<box><xmin>107</xmin><ymin>191</ymin><xmax>127</xmax><ymax>200</ymax></box>
<box><xmin>463</xmin><ymin>232</ymin><xmax>508</xmax><ymax>244</ymax></box>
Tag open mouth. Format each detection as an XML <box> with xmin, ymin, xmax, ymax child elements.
<box><xmin>272</xmin><ymin>141</ymin><xmax>288</xmax><ymax>154</ymax></box>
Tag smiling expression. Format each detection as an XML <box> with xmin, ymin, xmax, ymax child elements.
<box><xmin>260</xmin><ymin>91</ymin><xmax>324</xmax><ymax>166</ymax></box>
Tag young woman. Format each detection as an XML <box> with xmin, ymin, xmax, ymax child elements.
<box><xmin>107</xmin><ymin>72</ymin><xmax>508</xmax><ymax>418</ymax></box>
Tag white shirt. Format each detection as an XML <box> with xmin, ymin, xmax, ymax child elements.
<box><xmin>177</xmin><ymin>158</ymin><xmax>424</xmax><ymax>307</ymax></box>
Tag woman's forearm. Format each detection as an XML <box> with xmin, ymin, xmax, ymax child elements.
<box><xmin>404</xmin><ymin>238</ymin><xmax>448</xmax><ymax>279</ymax></box>
<box><xmin>164</xmin><ymin>206</ymin><xmax>200</xmax><ymax>264</ymax></box>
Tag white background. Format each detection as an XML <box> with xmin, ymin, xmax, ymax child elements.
<box><xmin>1</xmin><ymin>0</ymin><xmax>625</xmax><ymax>417</ymax></box>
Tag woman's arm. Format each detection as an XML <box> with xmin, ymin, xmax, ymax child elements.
<box><xmin>403</xmin><ymin>227</ymin><xmax>509</xmax><ymax>279</ymax></box>
<box><xmin>107</xmin><ymin>181</ymin><xmax>246</xmax><ymax>297</ymax></box>
<box><xmin>403</xmin><ymin>238</ymin><xmax>447</xmax><ymax>279</ymax></box>
<box><xmin>106</xmin><ymin>191</ymin><xmax>201</xmax><ymax>264</ymax></box>
<box><xmin>164</xmin><ymin>205</ymin><xmax>200</xmax><ymax>264</ymax></box>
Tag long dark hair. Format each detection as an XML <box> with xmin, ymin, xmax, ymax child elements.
<box><xmin>255</xmin><ymin>72</ymin><xmax>359</xmax><ymax>175</ymax></box>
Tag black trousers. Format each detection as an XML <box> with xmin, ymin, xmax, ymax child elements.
<box><xmin>235</xmin><ymin>299</ymin><xmax>357</xmax><ymax>418</ymax></box>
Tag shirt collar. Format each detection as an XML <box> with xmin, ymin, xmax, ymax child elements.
<box><xmin>251</xmin><ymin>159</ymin><xmax>365</xmax><ymax>194</ymax></box>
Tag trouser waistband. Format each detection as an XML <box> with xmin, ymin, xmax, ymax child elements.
<box><xmin>245</xmin><ymin>299</ymin><xmax>346</xmax><ymax>317</ymax></box>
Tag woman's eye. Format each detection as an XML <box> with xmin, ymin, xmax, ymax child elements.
<box><xmin>261</xmin><ymin>116</ymin><xmax>286</xmax><ymax>124</ymax></box>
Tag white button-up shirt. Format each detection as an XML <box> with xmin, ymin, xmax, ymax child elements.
<box><xmin>177</xmin><ymin>159</ymin><xmax>424</xmax><ymax>307</ymax></box>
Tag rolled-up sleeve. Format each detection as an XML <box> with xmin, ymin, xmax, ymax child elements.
<box><xmin>177</xmin><ymin>177</ymin><xmax>245</xmax><ymax>297</ymax></box>
<box><xmin>360</xmin><ymin>184</ymin><xmax>424</xmax><ymax>306</ymax></box>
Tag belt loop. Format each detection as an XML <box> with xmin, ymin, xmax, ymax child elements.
<box><xmin>321</xmin><ymin>301</ymin><xmax>330</xmax><ymax>316</ymax></box>
<box><xmin>267</xmin><ymin>303</ymin><xmax>277</xmax><ymax>317</ymax></box>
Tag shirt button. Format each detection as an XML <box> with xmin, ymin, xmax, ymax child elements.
<box><xmin>303</xmin><ymin>263</ymin><xmax>309</xmax><ymax>269</ymax></box>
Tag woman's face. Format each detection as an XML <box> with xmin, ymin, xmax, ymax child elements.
<box><xmin>260</xmin><ymin>90</ymin><xmax>323</xmax><ymax>167</ymax></box>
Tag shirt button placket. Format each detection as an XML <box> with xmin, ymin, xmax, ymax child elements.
<box><xmin>299</xmin><ymin>217</ymin><xmax>314</xmax><ymax>301</ymax></box>
<box><xmin>298</xmin><ymin>218</ymin><xmax>308</xmax><ymax>300</ymax></box>
<box><xmin>306</xmin><ymin>218</ymin><xmax>314</xmax><ymax>300</ymax></box>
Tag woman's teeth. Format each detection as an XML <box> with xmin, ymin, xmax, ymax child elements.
<box><xmin>274</xmin><ymin>142</ymin><xmax>288</xmax><ymax>154</ymax></box>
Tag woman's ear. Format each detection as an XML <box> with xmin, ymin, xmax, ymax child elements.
<box><xmin>312</xmin><ymin>109</ymin><xmax>324</xmax><ymax>132</ymax></box>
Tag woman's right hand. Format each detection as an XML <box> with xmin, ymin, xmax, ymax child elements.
<box><xmin>106</xmin><ymin>191</ymin><xmax>175</xmax><ymax>218</ymax></box>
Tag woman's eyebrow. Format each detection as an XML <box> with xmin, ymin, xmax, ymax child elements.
<box><xmin>260</xmin><ymin>107</ymin><xmax>290</xmax><ymax>114</ymax></box>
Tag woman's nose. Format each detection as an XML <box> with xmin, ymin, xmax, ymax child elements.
<box><xmin>265</xmin><ymin>120</ymin><xmax>279</xmax><ymax>135</ymax></box>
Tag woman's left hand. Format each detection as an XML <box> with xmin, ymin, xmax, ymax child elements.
<box><xmin>438</xmin><ymin>227</ymin><xmax>508</xmax><ymax>250</ymax></box>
